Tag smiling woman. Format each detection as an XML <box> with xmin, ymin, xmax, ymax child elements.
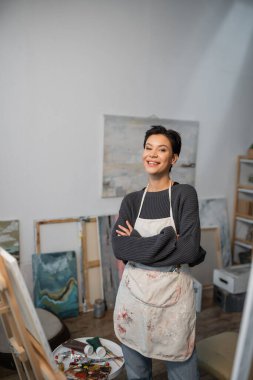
<box><xmin>111</xmin><ymin>125</ymin><xmax>206</xmax><ymax>380</ymax></box>
<box><xmin>143</xmin><ymin>125</ymin><xmax>181</xmax><ymax>173</ymax></box>
<box><xmin>142</xmin><ymin>134</ymin><xmax>178</xmax><ymax>186</ymax></box>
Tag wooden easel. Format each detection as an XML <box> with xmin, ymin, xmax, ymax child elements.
<box><xmin>81</xmin><ymin>217</ymin><xmax>102</xmax><ymax>309</ymax></box>
<box><xmin>0</xmin><ymin>248</ymin><xmax>66</xmax><ymax>380</ymax></box>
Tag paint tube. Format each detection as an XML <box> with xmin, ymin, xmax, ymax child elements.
<box><xmin>62</xmin><ymin>339</ymin><xmax>94</xmax><ymax>355</ymax></box>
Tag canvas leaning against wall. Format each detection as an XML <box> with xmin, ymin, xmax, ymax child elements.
<box><xmin>98</xmin><ymin>215</ymin><xmax>124</xmax><ymax>309</ymax></box>
<box><xmin>102</xmin><ymin>115</ymin><xmax>199</xmax><ymax>198</ymax></box>
<box><xmin>32</xmin><ymin>251</ymin><xmax>79</xmax><ymax>318</ymax></box>
<box><xmin>0</xmin><ymin>220</ymin><xmax>20</xmax><ymax>262</ymax></box>
<box><xmin>199</xmin><ymin>198</ymin><xmax>231</xmax><ymax>267</ymax></box>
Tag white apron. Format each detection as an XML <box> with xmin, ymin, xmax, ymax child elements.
<box><xmin>113</xmin><ymin>185</ymin><xmax>196</xmax><ymax>361</ymax></box>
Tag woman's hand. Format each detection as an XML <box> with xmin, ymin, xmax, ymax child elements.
<box><xmin>116</xmin><ymin>220</ymin><xmax>133</xmax><ymax>236</ymax></box>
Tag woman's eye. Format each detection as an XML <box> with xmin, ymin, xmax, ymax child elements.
<box><xmin>145</xmin><ymin>147</ymin><xmax>151</xmax><ymax>150</ymax></box>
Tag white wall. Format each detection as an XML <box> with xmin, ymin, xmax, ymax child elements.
<box><xmin>1</xmin><ymin>0</ymin><xmax>253</xmax><ymax>294</ymax></box>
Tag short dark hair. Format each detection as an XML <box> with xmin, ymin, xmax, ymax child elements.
<box><xmin>143</xmin><ymin>125</ymin><xmax>181</xmax><ymax>156</ymax></box>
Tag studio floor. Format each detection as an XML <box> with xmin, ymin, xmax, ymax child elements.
<box><xmin>0</xmin><ymin>287</ymin><xmax>242</xmax><ymax>380</ymax></box>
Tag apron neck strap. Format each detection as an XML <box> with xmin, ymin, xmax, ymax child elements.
<box><xmin>137</xmin><ymin>182</ymin><xmax>174</xmax><ymax>219</ymax></box>
<box><xmin>169</xmin><ymin>185</ymin><xmax>174</xmax><ymax>220</ymax></box>
<box><xmin>137</xmin><ymin>186</ymin><xmax>148</xmax><ymax>218</ymax></box>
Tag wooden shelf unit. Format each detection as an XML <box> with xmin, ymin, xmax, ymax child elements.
<box><xmin>235</xmin><ymin>213</ymin><xmax>253</xmax><ymax>221</ymax></box>
<box><xmin>232</xmin><ymin>155</ymin><xmax>253</xmax><ymax>263</ymax></box>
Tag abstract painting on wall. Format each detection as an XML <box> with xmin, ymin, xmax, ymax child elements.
<box><xmin>102</xmin><ymin>115</ymin><xmax>199</xmax><ymax>197</ymax></box>
<box><xmin>98</xmin><ymin>215</ymin><xmax>124</xmax><ymax>309</ymax></box>
<box><xmin>0</xmin><ymin>220</ymin><xmax>20</xmax><ymax>262</ymax></box>
<box><xmin>32</xmin><ymin>251</ymin><xmax>78</xmax><ymax>318</ymax></box>
<box><xmin>199</xmin><ymin>198</ymin><xmax>231</xmax><ymax>267</ymax></box>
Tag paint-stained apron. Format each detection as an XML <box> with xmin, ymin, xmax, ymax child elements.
<box><xmin>113</xmin><ymin>185</ymin><xmax>196</xmax><ymax>361</ymax></box>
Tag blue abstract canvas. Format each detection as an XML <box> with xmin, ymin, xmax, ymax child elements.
<box><xmin>32</xmin><ymin>251</ymin><xmax>78</xmax><ymax>318</ymax></box>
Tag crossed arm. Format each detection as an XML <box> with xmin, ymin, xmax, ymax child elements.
<box><xmin>111</xmin><ymin>187</ymin><xmax>206</xmax><ymax>267</ymax></box>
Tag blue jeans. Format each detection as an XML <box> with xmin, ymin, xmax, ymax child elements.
<box><xmin>122</xmin><ymin>344</ymin><xmax>200</xmax><ymax>380</ymax></box>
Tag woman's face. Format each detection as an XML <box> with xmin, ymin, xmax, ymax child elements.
<box><xmin>142</xmin><ymin>134</ymin><xmax>177</xmax><ymax>176</ymax></box>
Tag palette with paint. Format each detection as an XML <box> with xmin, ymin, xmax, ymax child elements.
<box><xmin>53</xmin><ymin>337</ymin><xmax>124</xmax><ymax>379</ymax></box>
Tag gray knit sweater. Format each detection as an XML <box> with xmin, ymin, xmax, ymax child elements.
<box><xmin>111</xmin><ymin>183</ymin><xmax>206</xmax><ymax>267</ymax></box>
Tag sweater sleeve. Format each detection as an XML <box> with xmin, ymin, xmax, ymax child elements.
<box><xmin>172</xmin><ymin>185</ymin><xmax>206</xmax><ymax>267</ymax></box>
<box><xmin>111</xmin><ymin>186</ymin><xmax>205</xmax><ymax>266</ymax></box>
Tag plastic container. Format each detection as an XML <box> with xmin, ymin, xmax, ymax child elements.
<box><xmin>93</xmin><ymin>299</ymin><xmax>105</xmax><ymax>318</ymax></box>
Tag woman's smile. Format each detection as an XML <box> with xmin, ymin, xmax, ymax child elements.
<box><xmin>147</xmin><ymin>160</ymin><xmax>160</xmax><ymax>166</ymax></box>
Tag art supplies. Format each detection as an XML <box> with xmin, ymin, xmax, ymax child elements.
<box><xmin>65</xmin><ymin>362</ymin><xmax>111</xmax><ymax>379</ymax></box>
<box><xmin>55</xmin><ymin>340</ymin><xmax>112</xmax><ymax>379</ymax></box>
<box><xmin>63</xmin><ymin>339</ymin><xmax>94</xmax><ymax>355</ymax></box>
<box><xmin>86</xmin><ymin>337</ymin><xmax>106</xmax><ymax>358</ymax></box>
<box><xmin>53</xmin><ymin>337</ymin><xmax>124</xmax><ymax>379</ymax></box>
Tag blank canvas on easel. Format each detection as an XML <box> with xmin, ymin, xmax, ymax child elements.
<box><xmin>0</xmin><ymin>248</ymin><xmax>65</xmax><ymax>380</ymax></box>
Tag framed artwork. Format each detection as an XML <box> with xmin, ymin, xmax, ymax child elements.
<box><xmin>32</xmin><ymin>251</ymin><xmax>79</xmax><ymax>318</ymax></box>
<box><xmin>235</xmin><ymin>218</ymin><xmax>253</xmax><ymax>243</ymax></box>
<box><xmin>199</xmin><ymin>198</ymin><xmax>231</xmax><ymax>267</ymax></box>
<box><xmin>102</xmin><ymin>115</ymin><xmax>199</xmax><ymax>197</ymax></box>
<box><xmin>0</xmin><ymin>220</ymin><xmax>20</xmax><ymax>262</ymax></box>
